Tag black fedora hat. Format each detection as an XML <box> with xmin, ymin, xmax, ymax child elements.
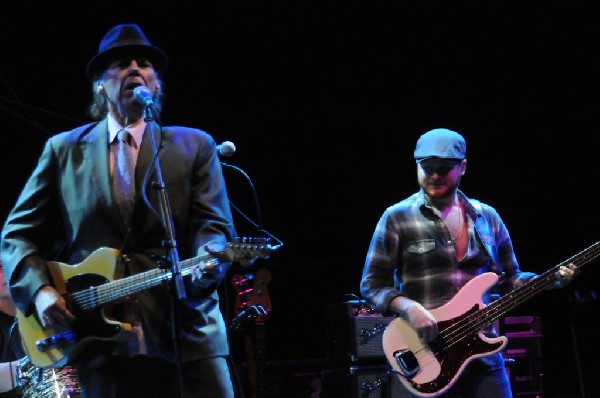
<box><xmin>86</xmin><ymin>23</ymin><xmax>168</xmax><ymax>79</ymax></box>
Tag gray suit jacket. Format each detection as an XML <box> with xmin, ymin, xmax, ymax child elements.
<box><xmin>1</xmin><ymin>118</ymin><xmax>236</xmax><ymax>362</ymax></box>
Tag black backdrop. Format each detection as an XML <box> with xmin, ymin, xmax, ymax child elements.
<box><xmin>1</xmin><ymin>2</ymin><xmax>598</xmax><ymax>397</ymax></box>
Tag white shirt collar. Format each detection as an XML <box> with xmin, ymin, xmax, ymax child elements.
<box><xmin>107</xmin><ymin>113</ymin><xmax>146</xmax><ymax>149</ymax></box>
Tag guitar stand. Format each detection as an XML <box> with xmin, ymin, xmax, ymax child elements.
<box><xmin>229</xmin><ymin>305</ymin><xmax>268</xmax><ymax>332</ymax></box>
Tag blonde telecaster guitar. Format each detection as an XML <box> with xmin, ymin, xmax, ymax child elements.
<box><xmin>383</xmin><ymin>241</ymin><xmax>599</xmax><ymax>397</ymax></box>
<box><xmin>19</xmin><ymin>237</ymin><xmax>281</xmax><ymax>369</ymax></box>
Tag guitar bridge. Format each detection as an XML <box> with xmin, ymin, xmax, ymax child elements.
<box><xmin>36</xmin><ymin>330</ymin><xmax>76</xmax><ymax>352</ymax></box>
<box><xmin>393</xmin><ymin>349</ymin><xmax>419</xmax><ymax>377</ymax></box>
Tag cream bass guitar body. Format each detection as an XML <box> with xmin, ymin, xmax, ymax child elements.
<box><xmin>383</xmin><ymin>241</ymin><xmax>599</xmax><ymax>397</ymax></box>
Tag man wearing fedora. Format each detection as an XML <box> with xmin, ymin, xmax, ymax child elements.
<box><xmin>1</xmin><ymin>23</ymin><xmax>251</xmax><ymax>397</ymax></box>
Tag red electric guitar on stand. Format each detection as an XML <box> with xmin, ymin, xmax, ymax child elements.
<box><xmin>231</xmin><ymin>268</ymin><xmax>272</xmax><ymax>398</ymax></box>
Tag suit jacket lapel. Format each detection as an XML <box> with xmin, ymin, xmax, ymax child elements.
<box><xmin>136</xmin><ymin>121</ymin><xmax>169</xmax><ymax>196</ymax></box>
<box><xmin>81</xmin><ymin>120</ymin><xmax>113</xmax><ymax>210</ymax></box>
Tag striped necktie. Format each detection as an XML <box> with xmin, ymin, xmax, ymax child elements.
<box><xmin>112</xmin><ymin>130</ymin><xmax>136</xmax><ymax>223</ymax></box>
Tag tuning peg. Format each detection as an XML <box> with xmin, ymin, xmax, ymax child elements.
<box><xmin>233</xmin><ymin>236</ymin><xmax>273</xmax><ymax>245</ymax></box>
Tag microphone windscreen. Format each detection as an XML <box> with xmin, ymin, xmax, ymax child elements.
<box><xmin>218</xmin><ymin>141</ymin><xmax>236</xmax><ymax>157</ymax></box>
<box><xmin>133</xmin><ymin>86</ymin><xmax>154</xmax><ymax>106</ymax></box>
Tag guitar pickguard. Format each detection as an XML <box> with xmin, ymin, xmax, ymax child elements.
<box><xmin>65</xmin><ymin>274</ymin><xmax>125</xmax><ymax>342</ymax></box>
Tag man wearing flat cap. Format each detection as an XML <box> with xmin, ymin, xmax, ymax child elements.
<box><xmin>1</xmin><ymin>23</ymin><xmax>264</xmax><ymax>398</ymax></box>
<box><xmin>360</xmin><ymin>128</ymin><xmax>577</xmax><ymax>397</ymax></box>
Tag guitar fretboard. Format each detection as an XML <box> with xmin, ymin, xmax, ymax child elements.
<box><xmin>67</xmin><ymin>255</ymin><xmax>220</xmax><ymax>310</ymax></box>
<box><xmin>434</xmin><ymin>240</ymin><xmax>600</xmax><ymax>353</ymax></box>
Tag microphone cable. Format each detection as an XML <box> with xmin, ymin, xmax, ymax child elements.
<box><xmin>220</xmin><ymin>161</ymin><xmax>283</xmax><ymax>248</ymax></box>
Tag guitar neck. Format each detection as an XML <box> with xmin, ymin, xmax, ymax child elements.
<box><xmin>73</xmin><ymin>253</ymin><xmax>219</xmax><ymax>309</ymax></box>
<box><xmin>480</xmin><ymin>241</ymin><xmax>600</xmax><ymax>328</ymax></box>
<box><xmin>64</xmin><ymin>238</ymin><xmax>280</xmax><ymax>312</ymax></box>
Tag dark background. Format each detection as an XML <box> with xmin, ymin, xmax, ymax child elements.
<box><xmin>1</xmin><ymin>2</ymin><xmax>598</xmax><ymax>397</ymax></box>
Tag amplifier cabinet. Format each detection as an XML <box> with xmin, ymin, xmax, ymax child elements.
<box><xmin>503</xmin><ymin>335</ymin><xmax>543</xmax><ymax>396</ymax></box>
<box><xmin>501</xmin><ymin>316</ymin><xmax>543</xmax><ymax>396</ymax></box>
<box><xmin>352</xmin><ymin>314</ymin><xmax>395</xmax><ymax>361</ymax></box>
<box><xmin>321</xmin><ymin>365</ymin><xmax>413</xmax><ymax>398</ymax></box>
<box><xmin>324</xmin><ymin>301</ymin><xmax>394</xmax><ymax>367</ymax></box>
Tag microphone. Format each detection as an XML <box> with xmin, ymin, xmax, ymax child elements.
<box><xmin>217</xmin><ymin>141</ymin><xmax>236</xmax><ymax>157</ymax></box>
<box><xmin>133</xmin><ymin>86</ymin><xmax>154</xmax><ymax>107</ymax></box>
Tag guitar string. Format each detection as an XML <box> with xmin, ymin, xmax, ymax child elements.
<box><xmin>406</xmin><ymin>273</ymin><xmax>562</xmax><ymax>390</ymax></box>
<box><xmin>403</xmin><ymin>242</ymin><xmax>600</xmax><ymax>386</ymax></box>
<box><xmin>62</xmin><ymin>251</ymin><xmax>213</xmax><ymax>308</ymax></box>
<box><xmin>27</xmin><ymin>240</ymin><xmax>280</xmax><ymax>369</ymax></box>
<box><xmin>67</xmin><ymin>259</ymin><xmax>211</xmax><ymax>309</ymax></box>
<box><xmin>437</xmin><ymin>242</ymin><xmax>600</xmax><ymax>350</ymax></box>
<box><xmin>419</xmin><ymin>243</ymin><xmax>600</xmax><ymax>376</ymax></box>
<box><xmin>65</xmin><ymin>241</ymin><xmax>278</xmax><ymax>309</ymax></box>
<box><xmin>400</xmin><ymin>243</ymin><xmax>600</xmax><ymax>394</ymax></box>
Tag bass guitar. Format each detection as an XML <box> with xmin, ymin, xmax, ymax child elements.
<box><xmin>383</xmin><ymin>240</ymin><xmax>599</xmax><ymax>397</ymax></box>
<box><xmin>19</xmin><ymin>237</ymin><xmax>281</xmax><ymax>369</ymax></box>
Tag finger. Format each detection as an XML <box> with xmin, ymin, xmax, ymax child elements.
<box><xmin>42</xmin><ymin>312</ymin><xmax>63</xmax><ymax>327</ymax></box>
<box><xmin>64</xmin><ymin>308</ymin><xmax>76</xmax><ymax>321</ymax></box>
<box><xmin>560</xmin><ymin>266</ymin><xmax>575</xmax><ymax>279</ymax></box>
<box><xmin>41</xmin><ymin>314</ymin><xmax>52</xmax><ymax>328</ymax></box>
<box><xmin>45</xmin><ymin>311</ymin><xmax>69</xmax><ymax>326</ymax></box>
<box><xmin>558</xmin><ymin>270</ymin><xmax>566</xmax><ymax>280</ymax></box>
<box><xmin>569</xmin><ymin>264</ymin><xmax>580</xmax><ymax>275</ymax></box>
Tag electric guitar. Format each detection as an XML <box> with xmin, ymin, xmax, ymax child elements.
<box><xmin>383</xmin><ymin>240</ymin><xmax>599</xmax><ymax>397</ymax></box>
<box><xmin>230</xmin><ymin>268</ymin><xmax>272</xmax><ymax>398</ymax></box>
<box><xmin>18</xmin><ymin>237</ymin><xmax>281</xmax><ymax>369</ymax></box>
<box><xmin>230</xmin><ymin>268</ymin><xmax>272</xmax><ymax>332</ymax></box>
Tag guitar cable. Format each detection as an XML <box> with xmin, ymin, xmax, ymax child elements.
<box><xmin>218</xmin><ymin>158</ymin><xmax>284</xmax><ymax>398</ymax></box>
<box><xmin>220</xmin><ymin>161</ymin><xmax>284</xmax><ymax>249</ymax></box>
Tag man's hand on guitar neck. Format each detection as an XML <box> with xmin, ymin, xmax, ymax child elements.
<box><xmin>549</xmin><ymin>262</ymin><xmax>578</xmax><ymax>289</ymax></box>
<box><xmin>33</xmin><ymin>285</ymin><xmax>75</xmax><ymax>328</ymax></box>
<box><xmin>191</xmin><ymin>240</ymin><xmax>278</xmax><ymax>288</ymax></box>
<box><xmin>190</xmin><ymin>244</ymin><xmax>229</xmax><ymax>289</ymax></box>
<box><xmin>390</xmin><ymin>296</ymin><xmax>439</xmax><ymax>343</ymax></box>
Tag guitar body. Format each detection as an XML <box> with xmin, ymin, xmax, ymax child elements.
<box><xmin>383</xmin><ymin>272</ymin><xmax>507</xmax><ymax>397</ymax></box>
<box><xmin>19</xmin><ymin>247</ymin><xmax>126</xmax><ymax>368</ymax></box>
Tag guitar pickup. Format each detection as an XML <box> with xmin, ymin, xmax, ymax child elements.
<box><xmin>35</xmin><ymin>330</ymin><xmax>76</xmax><ymax>352</ymax></box>
<box><xmin>393</xmin><ymin>349</ymin><xmax>419</xmax><ymax>377</ymax></box>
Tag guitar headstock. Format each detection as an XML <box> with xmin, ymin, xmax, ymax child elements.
<box><xmin>220</xmin><ymin>237</ymin><xmax>282</xmax><ymax>263</ymax></box>
<box><xmin>229</xmin><ymin>268</ymin><xmax>272</xmax><ymax>330</ymax></box>
<box><xmin>250</xmin><ymin>268</ymin><xmax>272</xmax><ymax>317</ymax></box>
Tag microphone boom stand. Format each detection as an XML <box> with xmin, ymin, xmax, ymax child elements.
<box><xmin>143</xmin><ymin>106</ymin><xmax>186</xmax><ymax>398</ymax></box>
